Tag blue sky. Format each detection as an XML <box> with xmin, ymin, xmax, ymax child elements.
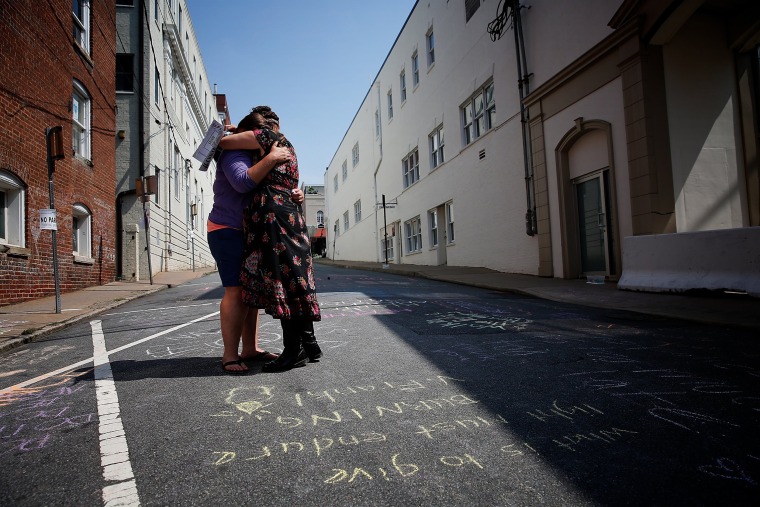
<box><xmin>185</xmin><ymin>0</ymin><xmax>417</xmax><ymax>185</ymax></box>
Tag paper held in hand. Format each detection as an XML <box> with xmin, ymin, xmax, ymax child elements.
<box><xmin>192</xmin><ymin>120</ymin><xmax>225</xmax><ymax>172</ymax></box>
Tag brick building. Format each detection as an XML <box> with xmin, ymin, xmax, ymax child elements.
<box><xmin>0</xmin><ymin>0</ymin><xmax>117</xmax><ymax>305</ymax></box>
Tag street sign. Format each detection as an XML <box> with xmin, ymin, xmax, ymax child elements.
<box><xmin>39</xmin><ymin>209</ymin><xmax>57</xmax><ymax>230</ymax></box>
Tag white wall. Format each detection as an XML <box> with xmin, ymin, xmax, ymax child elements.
<box><xmin>663</xmin><ymin>12</ymin><xmax>748</xmax><ymax>232</ymax></box>
<box><xmin>326</xmin><ymin>0</ymin><xmax>538</xmax><ymax>273</ymax></box>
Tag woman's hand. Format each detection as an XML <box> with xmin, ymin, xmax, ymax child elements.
<box><xmin>268</xmin><ymin>142</ymin><xmax>291</xmax><ymax>165</ymax></box>
<box><xmin>290</xmin><ymin>188</ymin><xmax>305</xmax><ymax>204</ymax></box>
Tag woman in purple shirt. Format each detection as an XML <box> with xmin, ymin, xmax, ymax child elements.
<box><xmin>208</xmin><ymin>135</ymin><xmax>299</xmax><ymax>373</ymax></box>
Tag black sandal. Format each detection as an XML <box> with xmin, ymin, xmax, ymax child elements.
<box><xmin>221</xmin><ymin>359</ymin><xmax>248</xmax><ymax>374</ymax></box>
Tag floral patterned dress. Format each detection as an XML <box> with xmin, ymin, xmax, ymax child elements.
<box><xmin>240</xmin><ymin>128</ymin><xmax>321</xmax><ymax>321</ymax></box>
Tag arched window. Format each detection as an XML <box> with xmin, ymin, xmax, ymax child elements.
<box><xmin>0</xmin><ymin>170</ymin><xmax>26</xmax><ymax>248</ymax></box>
<box><xmin>72</xmin><ymin>203</ymin><xmax>92</xmax><ymax>258</ymax></box>
<box><xmin>316</xmin><ymin>210</ymin><xmax>324</xmax><ymax>226</ymax></box>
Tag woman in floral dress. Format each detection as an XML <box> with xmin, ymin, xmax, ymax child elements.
<box><xmin>222</xmin><ymin>107</ymin><xmax>322</xmax><ymax>372</ymax></box>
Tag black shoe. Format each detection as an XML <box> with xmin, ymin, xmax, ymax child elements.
<box><xmin>302</xmin><ymin>338</ymin><xmax>322</xmax><ymax>361</ymax></box>
<box><xmin>263</xmin><ymin>319</ymin><xmax>308</xmax><ymax>372</ymax></box>
<box><xmin>262</xmin><ymin>347</ymin><xmax>307</xmax><ymax>372</ymax></box>
<box><xmin>300</xmin><ymin>319</ymin><xmax>323</xmax><ymax>361</ymax></box>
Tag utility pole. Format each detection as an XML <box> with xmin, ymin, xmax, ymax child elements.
<box><xmin>45</xmin><ymin>126</ymin><xmax>64</xmax><ymax>313</ymax></box>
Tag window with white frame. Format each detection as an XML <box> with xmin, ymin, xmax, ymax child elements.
<box><xmin>154</xmin><ymin>0</ymin><xmax>159</xmax><ymax>21</ymax></box>
<box><xmin>404</xmin><ymin>216</ymin><xmax>422</xmax><ymax>253</ymax></box>
<box><xmin>333</xmin><ymin>174</ymin><xmax>338</xmax><ymax>192</ymax></box>
<box><xmin>446</xmin><ymin>202</ymin><xmax>455</xmax><ymax>243</ymax></box>
<box><xmin>72</xmin><ymin>0</ymin><xmax>91</xmax><ymax>54</ymax></box>
<box><xmin>428</xmin><ymin>209</ymin><xmax>438</xmax><ymax>247</ymax></box>
<box><xmin>343</xmin><ymin>210</ymin><xmax>349</xmax><ymax>231</ymax></box>
<box><xmin>400</xmin><ymin>70</ymin><xmax>407</xmax><ymax>102</ymax></box>
<box><xmin>430</xmin><ymin>125</ymin><xmax>444</xmax><ymax>168</ymax></box>
<box><xmin>72</xmin><ymin>204</ymin><xmax>92</xmax><ymax>258</ymax></box>
<box><xmin>462</xmin><ymin>81</ymin><xmax>495</xmax><ymax>145</ymax></box>
<box><xmin>316</xmin><ymin>210</ymin><xmax>324</xmax><ymax>226</ymax></box>
<box><xmin>426</xmin><ymin>29</ymin><xmax>435</xmax><ymax>67</ymax></box>
<box><xmin>387</xmin><ymin>90</ymin><xmax>393</xmax><ymax>120</ymax></box>
<box><xmin>0</xmin><ymin>171</ymin><xmax>25</xmax><ymax>248</ymax></box>
<box><xmin>412</xmin><ymin>51</ymin><xmax>419</xmax><ymax>87</ymax></box>
<box><xmin>334</xmin><ymin>219</ymin><xmax>340</xmax><ymax>237</ymax></box>
<box><xmin>352</xmin><ymin>142</ymin><xmax>360</xmax><ymax>167</ymax></box>
<box><xmin>342</xmin><ymin>160</ymin><xmax>347</xmax><ymax>181</ymax></box>
<box><xmin>402</xmin><ymin>148</ymin><xmax>419</xmax><ymax>188</ymax></box>
<box><xmin>72</xmin><ymin>80</ymin><xmax>91</xmax><ymax>160</ymax></box>
<box><xmin>354</xmin><ymin>200</ymin><xmax>362</xmax><ymax>223</ymax></box>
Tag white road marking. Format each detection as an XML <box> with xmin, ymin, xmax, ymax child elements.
<box><xmin>0</xmin><ymin>311</ymin><xmax>219</xmax><ymax>394</ymax></box>
<box><xmin>103</xmin><ymin>302</ymin><xmax>217</xmax><ymax>316</ymax></box>
<box><xmin>92</xmin><ymin>320</ymin><xmax>140</xmax><ymax>506</ymax></box>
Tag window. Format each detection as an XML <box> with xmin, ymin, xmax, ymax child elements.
<box><xmin>343</xmin><ymin>211</ymin><xmax>349</xmax><ymax>231</ymax></box>
<box><xmin>402</xmin><ymin>149</ymin><xmax>419</xmax><ymax>188</ymax></box>
<box><xmin>381</xmin><ymin>234</ymin><xmax>394</xmax><ymax>261</ymax></box>
<box><xmin>72</xmin><ymin>0</ymin><xmax>91</xmax><ymax>54</ymax></box>
<box><xmin>412</xmin><ymin>51</ymin><xmax>419</xmax><ymax>87</ymax></box>
<box><xmin>352</xmin><ymin>142</ymin><xmax>360</xmax><ymax>167</ymax></box>
<box><xmin>72</xmin><ymin>80</ymin><xmax>91</xmax><ymax>160</ymax></box>
<box><xmin>404</xmin><ymin>216</ymin><xmax>422</xmax><ymax>253</ymax></box>
<box><xmin>462</xmin><ymin>82</ymin><xmax>495</xmax><ymax>145</ymax></box>
<box><xmin>354</xmin><ymin>200</ymin><xmax>362</xmax><ymax>223</ymax></box>
<box><xmin>116</xmin><ymin>54</ymin><xmax>134</xmax><ymax>92</ymax></box>
<box><xmin>387</xmin><ymin>90</ymin><xmax>393</xmax><ymax>120</ymax></box>
<box><xmin>116</xmin><ymin>0</ymin><xmax>134</xmax><ymax>6</ymax></box>
<box><xmin>316</xmin><ymin>210</ymin><xmax>324</xmax><ymax>226</ymax></box>
<box><xmin>342</xmin><ymin>160</ymin><xmax>347</xmax><ymax>181</ymax></box>
<box><xmin>333</xmin><ymin>174</ymin><xmax>338</xmax><ymax>192</ymax></box>
<box><xmin>154</xmin><ymin>67</ymin><xmax>160</xmax><ymax>105</ymax></box>
<box><xmin>334</xmin><ymin>220</ymin><xmax>340</xmax><ymax>237</ymax></box>
<box><xmin>154</xmin><ymin>0</ymin><xmax>159</xmax><ymax>22</ymax></box>
<box><xmin>429</xmin><ymin>210</ymin><xmax>438</xmax><ymax>247</ymax></box>
<box><xmin>375</xmin><ymin>109</ymin><xmax>381</xmax><ymax>138</ymax></box>
<box><xmin>72</xmin><ymin>204</ymin><xmax>92</xmax><ymax>258</ymax></box>
<box><xmin>400</xmin><ymin>70</ymin><xmax>407</xmax><ymax>102</ymax></box>
<box><xmin>173</xmin><ymin>146</ymin><xmax>180</xmax><ymax>200</ymax></box>
<box><xmin>426</xmin><ymin>30</ymin><xmax>435</xmax><ymax>67</ymax></box>
<box><xmin>446</xmin><ymin>202</ymin><xmax>455</xmax><ymax>243</ymax></box>
<box><xmin>430</xmin><ymin>125</ymin><xmax>444</xmax><ymax>168</ymax></box>
<box><xmin>465</xmin><ymin>0</ymin><xmax>480</xmax><ymax>22</ymax></box>
<box><xmin>0</xmin><ymin>171</ymin><xmax>25</xmax><ymax>247</ymax></box>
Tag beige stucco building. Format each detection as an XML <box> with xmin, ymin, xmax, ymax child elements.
<box><xmin>325</xmin><ymin>0</ymin><xmax>760</xmax><ymax>296</ymax></box>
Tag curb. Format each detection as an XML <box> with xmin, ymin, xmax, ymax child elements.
<box><xmin>0</xmin><ymin>284</ymin><xmax>168</xmax><ymax>355</ymax></box>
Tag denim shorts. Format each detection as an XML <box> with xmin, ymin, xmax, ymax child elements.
<box><xmin>208</xmin><ymin>228</ymin><xmax>245</xmax><ymax>287</ymax></box>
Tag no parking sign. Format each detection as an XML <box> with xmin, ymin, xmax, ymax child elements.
<box><xmin>39</xmin><ymin>209</ymin><xmax>57</xmax><ymax>230</ymax></box>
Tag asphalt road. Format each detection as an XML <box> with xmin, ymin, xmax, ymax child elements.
<box><xmin>1</xmin><ymin>264</ymin><xmax>759</xmax><ymax>506</ymax></box>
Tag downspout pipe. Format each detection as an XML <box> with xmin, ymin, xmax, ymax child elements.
<box><xmin>512</xmin><ymin>1</ymin><xmax>537</xmax><ymax>236</ymax></box>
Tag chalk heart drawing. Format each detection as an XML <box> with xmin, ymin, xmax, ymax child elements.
<box><xmin>221</xmin><ymin>386</ymin><xmax>276</xmax><ymax>422</ymax></box>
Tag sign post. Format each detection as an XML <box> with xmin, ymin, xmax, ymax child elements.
<box><xmin>45</xmin><ymin>126</ymin><xmax>64</xmax><ymax>313</ymax></box>
<box><xmin>377</xmin><ymin>194</ymin><xmax>397</xmax><ymax>267</ymax></box>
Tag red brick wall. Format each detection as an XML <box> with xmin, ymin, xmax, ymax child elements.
<box><xmin>0</xmin><ymin>0</ymin><xmax>117</xmax><ymax>306</ymax></box>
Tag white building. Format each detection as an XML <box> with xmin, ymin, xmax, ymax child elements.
<box><xmin>326</xmin><ymin>0</ymin><xmax>760</xmax><ymax>295</ymax></box>
<box><xmin>116</xmin><ymin>0</ymin><xmax>216</xmax><ymax>280</ymax></box>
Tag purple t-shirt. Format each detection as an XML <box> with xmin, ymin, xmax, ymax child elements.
<box><xmin>207</xmin><ymin>150</ymin><xmax>257</xmax><ymax>230</ymax></box>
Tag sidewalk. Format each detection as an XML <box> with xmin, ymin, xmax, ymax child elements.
<box><xmin>0</xmin><ymin>269</ymin><xmax>214</xmax><ymax>354</ymax></box>
<box><xmin>1</xmin><ymin>261</ymin><xmax>758</xmax><ymax>355</ymax></box>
